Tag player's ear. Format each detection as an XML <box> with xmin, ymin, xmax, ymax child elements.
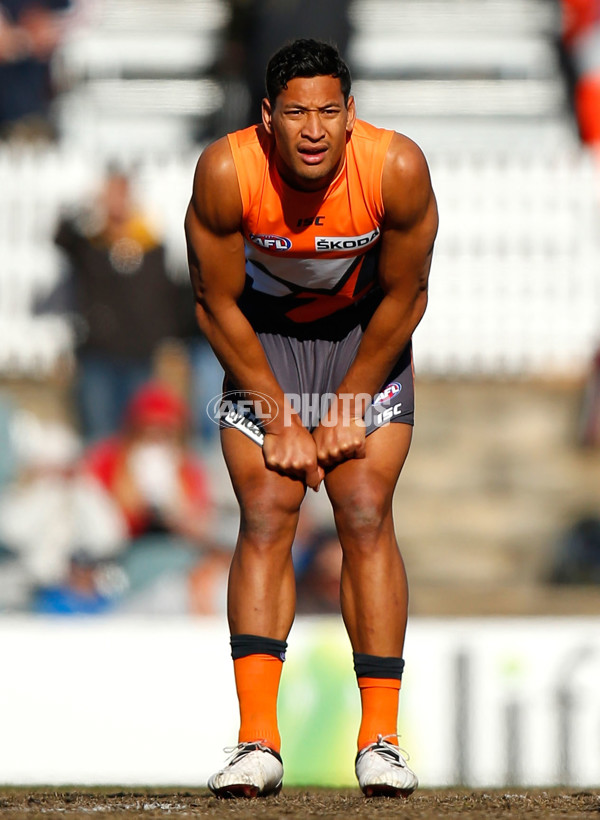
<box><xmin>346</xmin><ymin>96</ymin><xmax>356</xmax><ymax>134</ymax></box>
<box><xmin>262</xmin><ymin>97</ymin><xmax>273</xmax><ymax>134</ymax></box>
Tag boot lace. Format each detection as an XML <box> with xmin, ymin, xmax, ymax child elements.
<box><xmin>367</xmin><ymin>734</ymin><xmax>411</xmax><ymax>767</ymax></box>
<box><xmin>222</xmin><ymin>741</ymin><xmax>274</xmax><ymax>764</ymax></box>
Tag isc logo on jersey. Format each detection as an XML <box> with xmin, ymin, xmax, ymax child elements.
<box><xmin>315</xmin><ymin>227</ymin><xmax>380</xmax><ymax>252</ymax></box>
<box><xmin>249</xmin><ymin>233</ymin><xmax>292</xmax><ymax>251</ymax></box>
<box><xmin>374</xmin><ymin>382</ymin><xmax>401</xmax><ymax>404</ymax></box>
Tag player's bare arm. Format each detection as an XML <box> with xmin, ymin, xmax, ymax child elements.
<box><xmin>313</xmin><ymin>133</ymin><xmax>438</xmax><ymax>467</ymax></box>
<box><xmin>185</xmin><ymin>139</ymin><xmax>323</xmax><ymax>489</ymax></box>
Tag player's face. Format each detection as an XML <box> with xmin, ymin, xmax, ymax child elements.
<box><xmin>262</xmin><ymin>75</ymin><xmax>356</xmax><ymax>192</ymax></box>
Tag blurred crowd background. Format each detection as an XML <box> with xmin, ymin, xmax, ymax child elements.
<box><xmin>1</xmin><ymin>0</ymin><xmax>600</xmax><ymax>618</ymax></box>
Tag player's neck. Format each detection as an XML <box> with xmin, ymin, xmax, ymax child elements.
<box><xmin>274</xmin><ymin>154</ymin><xmax>345</xmax><ymax>194</ymax></box>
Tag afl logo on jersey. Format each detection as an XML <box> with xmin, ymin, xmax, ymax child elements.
<box><xmin>374</xmin><ymin>382</ymin><xmax>401</xmax><ymax>404</ymax></box>
<box><xmin>249</xmin><ymin>233</ymin><xmax>292</xmax><ymax>251</ymax></box>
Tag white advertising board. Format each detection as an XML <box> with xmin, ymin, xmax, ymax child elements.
<box><xmin>0</xmin><ymin>616</ymin><xmax>599</xmax><ymax>788</ymax></box>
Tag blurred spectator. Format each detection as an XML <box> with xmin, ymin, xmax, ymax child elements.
<box><xmin>0</xmin><ymin>0</ymin><xmax>71</xmax><ymax>140</ymax></box>
<box><xmin>80</xmin><ymin>380</ymin><xmax>219</xmax><ymax>613</ymax></box>
<box><xmin>32</xmin><ymin>551</ymin><xmax>118</xmax><ymax>614</ymax></box>
<box><xmin>549</xmin><ymin>514</ymin><xmax>600</xmax><ymax>584</ymax></box>
<box><xmin>559</xmin><ymin>0</ymin><xmax>600</xmax><ymax>146</ymax></box>
<box><xmin>0</xmin><ymin>410</ymin><xmax>126</xmax><ymax>612</ymax></box>
<box><xmin>295</xmin><ymin>528</ymin><xmax>343</xmax><ymax>614</ymax></box>
<box><xmin>82</xmin><ymin>380</ymin><xmax>213</xmax><ymax>544</ymax></box>
<box><xmin>53</xmin><ymin>168</ymin><xmax>189</xmax><ymax>441</ymax></box>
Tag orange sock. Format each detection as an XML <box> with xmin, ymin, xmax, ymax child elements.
<box><xmin>357</xmin><ymin>677</ymin><xmax>401</xmax><ymax>751</ymax></box>
<box><xmin>234</xmin><ymin>654</ymin><xmax>283</xmax><ymax>752</ymax></box>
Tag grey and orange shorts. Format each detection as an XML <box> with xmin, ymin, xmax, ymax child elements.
<box><xmin>217</xmin><ymin>325</ymin><xmax>414</xmax><ymax>446</ymax></box>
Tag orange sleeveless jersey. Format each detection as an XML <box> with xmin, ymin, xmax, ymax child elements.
<box><xmin>227</xmin><ymin>119</ymin><xmax>394</xmax><ymax>335</ymax></box>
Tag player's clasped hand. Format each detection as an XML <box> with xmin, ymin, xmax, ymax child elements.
<box><xmin>313</xmin><ymin>413</ymin><xmax>367</xmax><ymax>468</ymax></box>
<box><xmin>262</xmin><ymin>423</ymin><xmax>325</xmax><ymax>491</ymax></box>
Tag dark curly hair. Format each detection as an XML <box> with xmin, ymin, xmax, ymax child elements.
<box><xmin>265</xmin><ymin>39</ymin><xmax>352</xmax><ymax>106</ymax></box>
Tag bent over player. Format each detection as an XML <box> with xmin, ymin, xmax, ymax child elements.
<box><xmin>185</xmin><ymin>39</ymin><xmax>438</xmax><ymax>798</ymax></box>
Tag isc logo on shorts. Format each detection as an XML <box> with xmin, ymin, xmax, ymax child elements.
<box><xmin>249</xmin><ymin>233</ymin><xmax>292</xmax><ymax>251</ymax></box>
<box><xmin>315</xmin><ymin>227</ymin><xmax>380</xmax><ymax>252</ymax></box>
<box><xmin>373</xmin><ymin>402</ymin><xmax>404</xmax><ymax>425</ymax></box>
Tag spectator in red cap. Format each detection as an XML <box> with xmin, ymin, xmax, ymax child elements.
<box><xmin>82</xmin><ymin>381</ymin><xmax>212</xmax><ymax>543</ymax></box>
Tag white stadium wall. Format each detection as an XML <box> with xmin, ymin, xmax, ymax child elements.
<box><xmin>0</xmin><ymin>615</ymin><xmax>599</xmax><ymax>788</ymax></box>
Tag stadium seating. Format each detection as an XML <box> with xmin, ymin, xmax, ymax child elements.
<box><xmin>348</xmin><ymin>0</ymin><xmax>578</xmax><ymax>156</ymax></box>
<box><xmin>53</xmin><ymin>0</ymin><xmax>228</xmax><ymax>152</ymax></box>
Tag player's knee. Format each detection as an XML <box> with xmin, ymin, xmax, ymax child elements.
<box><xmin>331</xmin><ymin>483</ymin><xmax>390</xmax><ymax>542</ymax></box>
<box><xmin>238</xmin><ymin>488</ymin><xmax>300</xmax><ymax>550</ymax></box>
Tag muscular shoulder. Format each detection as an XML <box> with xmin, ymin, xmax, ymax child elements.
<box><xmin>190</xmin><ymin>136</ymin><xmax>242</xmax><ymax>234</ymax></box>
<box><xmin>381</xmin><ymin>133</ymin><xmax>436</xmax><ymax>230</ymax></box>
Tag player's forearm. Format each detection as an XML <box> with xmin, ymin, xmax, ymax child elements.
<box><xmin>335</xmin><ymin>290</ymin><xmax>427</xmax><ymax>410</ymax></box>
<box><xmin>195</xmin><ymin>300</ymin><xmax>297</xmax><ymax>432</ymax></box>
<box><xmin>196</xmin><ymin>300</ymin><xmax>277</xmax><ymax>393</ymax></box>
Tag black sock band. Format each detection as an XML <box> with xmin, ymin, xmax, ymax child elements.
<box><xmin>230</xmin><ymin>634</ymin><xmax>288</xmax><ymax>661</ymax></box>
<box><xmin>353</xmin><ymin>652</ymin><xmax>405</xmax><ymax>680</ymax></box>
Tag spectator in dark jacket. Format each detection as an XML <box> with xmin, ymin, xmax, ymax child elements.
<box><xmin>55</xmin><ymin>170</ymin><xmax>188</xmax><ymax>440</ymax></box>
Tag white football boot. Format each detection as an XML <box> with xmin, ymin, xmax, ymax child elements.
<box><xmin>355</xmin><ymin>735</ymin><xmax>418</xmax><ymax>798</ymax></box>
<box><xmin>208</xmin><ymin>741</ymin><xmax>283</xmax><ymax>798</ymax></box>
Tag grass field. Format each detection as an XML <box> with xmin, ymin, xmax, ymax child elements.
<box><xmin>0</xmin><ymin>787</ymin><xmax>598</xmax><ymax>819</ymax></box>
